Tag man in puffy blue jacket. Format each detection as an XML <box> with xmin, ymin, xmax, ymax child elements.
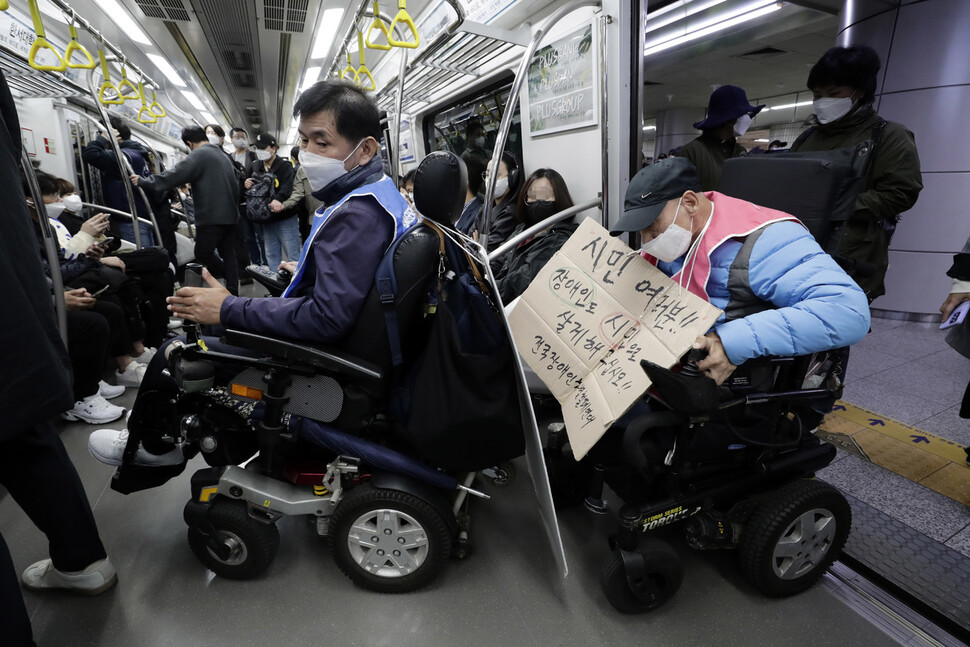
<box><xmin>611</xmin><ymin>157</ymin><xmax>870</xmax><ymax>385</ymax></box>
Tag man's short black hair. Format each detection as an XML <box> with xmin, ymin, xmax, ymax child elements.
<box><xmin>110</xmin><ymin>115</ymin><xmax>131</xmax><ymax>141</ymax></box>
<box><xmin>293</xmin><ymin>80</ymin><xmax>381</xmax><ymax>143</ymax></box>
<box><xmin>807</xmin><ymin>45</ymin><xmax>881</xmax><ymax>104</ymax></box>
<box><xmin>22</xmin><ymin>170</ymin><xmax>58</xmax><ymax>198</ymax></box>
<box><xmin>290</xmin><ymin>145</ymin><xmax>300</xmax><ymax>161</ymax></box>
<box><xmin>230</xmin><ymin>126</ymin><xmax>248</xmax><ymax>137</ymax></box>
<box><xmin>206</xmin><ymin>123</ymin><xmax>225</xmax><ymax>138</ymax></box>
<box><xmin>181</xmin><ymin>125</ymin><xmax>207</xmax><ymax>146</ymax></box>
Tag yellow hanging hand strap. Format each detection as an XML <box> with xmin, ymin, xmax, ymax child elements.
<box><xmin>0</xmin><ymin>1</ymin><xmax>9</xmax><ymax>12</ymax></box>
<box><xmin>97</xmin><ymin>49</ymin><xmax>123</xmax><ymax>105</ymax></box>
<box><xmin>149</xmin><ymin>89</ymin><xmax>166</xmax><ymax>118</ymax></box>
<box><xmin>356</xmin><ymin>30</ymin><xmax>376</xmax><ymax>91</ymax></box>
<box><xmin>64</xmin><ymin>22</ymin><xmax>96</xmax><ymax>69</ymax></box>
<box><xmin>341</xmin><ymin>51</ymin><xmax>359</xmax><ymax>85</ymax></box>
<box><xmin>117</xmin><ymin>64</ymin><xmax>140</xmax><ymax>101</ymax></box>
<box><xmin>387</xmin><ymin>0</ymin><xmax>419</xmax><ymax>49</ymax></box>
<box><xmin>137</xmin><ymin>82</ymin><xmax>157</xmax><ymax>124</ymax></box>
<box><xmin>27</xmin><ymin>0</ymin><xmax>67</xmax><ymax>71</ymax></box>
<box><xmin>365</xmin><ymin>1</ymin><xmax>391</xmax><ymax>51</ymax></box>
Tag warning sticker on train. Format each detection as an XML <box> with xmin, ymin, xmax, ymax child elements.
<box><xmin>508</xmin><ymin>218</ymin><xmax>722</xmax><ymax>459</ymax></box>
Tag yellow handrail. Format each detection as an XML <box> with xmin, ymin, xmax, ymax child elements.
<box><xmin>149</xmin><ymin>89</ymin><xmax>166</xmax><ymax>118</ymax></box>
<box><xmin>97</xmin><ymin>49</ymin><xmax>123</xmax><ymax>104</ymax></box>
<box><xmin>341</xmin><ymin>50</ymin><xmax>359</xmax><ymax>85</ymax></box>
<box><xmin>365</xmin><ymin>1</ymin><xmax>391</xmax><ymax>51</ymax></box>
<box><xmin>356</xmin><ymin>30</ymin><xmax>376</xmax><ymax>91</ymax></box>
<box><xmin>387</xmin><ymin>0</ymin><xmax>419</xmax><ymax>49</ymax></box>
<box><xmin>137</xmin><ymin>82</ymin><xmax>157</xmax><ymax>124</ymax></box>
<box><xmin>0</xmin><ymin>1</ymin><xmax>10</xmax><ymax>12</ymax></box>
<box><xmin>64</xmin><ymin>22</ymin><xmax>96</xmax><ymax>69</ymax></box>
<box><xmin>117</xmin><ymin>64</ymin><xmax>140</xmax><ymax>101</ymax></box>
<box><xmin>27</xmin><ymin>0</ymin><xmax>67</xmax><ymax>71</ymax></box>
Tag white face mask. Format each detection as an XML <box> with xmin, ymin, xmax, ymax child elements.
<box><xmin>45</xmin><ymin>202</ymin><xmax>66</xmax><ymax>219</ymax></box>
<box><xmin>813</xmin><ymin>97</ymin><xmax>854</xmax><ymax>124</ymax></box>
<box><xmin>733</xmin><ymin>114</ymin><xmax>752</xmax><ymax>137</ymax></box>
<box><xmin>493</xmin><ymin>176</ymin><xmax>509</xmax><ymax>198</ymax></box>
<box><xmin>232</xmin><ymin>138</ymin><xmax>248</xmax><ymax>149</ymax></box>
<box><xmin>62</xmin><ymin>194</ymin><xmax>83</xmax><ymax>213</ymax></box>
<box><xmin>299</xmin><ymin>139</ymin><xmax>364</xmax><ymax>193</ymax></box>
<box><xmin>255</xmin><ymin>149</ymin><xmax>272</xmax><ymax>161</ymax></box>
<box><xmin>207</xmin><ymin>133</ymin><xmax>222</xmax><ymax>146</ymax></box>
<box><xmin>640</xmin><ymin>197</ymin><xmax>692</xmax><ymax>263</ymax></box>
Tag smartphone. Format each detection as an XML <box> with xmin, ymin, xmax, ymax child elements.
<box><xmin>90</xmin><ymin>284</ymin><xmax>110</xmax><ymax>297</ymax></box>
<box><xmin>940</xmin><ymin>301</ymin><xmax>970</xmax><ymax>330</ymax></box>
<box><xmin>97</xmin><ymin>236</ymin><xmax>116</xmax><ymax>248</ymax></box>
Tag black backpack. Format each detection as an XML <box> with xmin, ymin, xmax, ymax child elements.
<box><xmin>245</xmin><ymin>173</ymin><xmax>275</xmax><ymax>223</ymax></box>
<box><xmin>377</xmin><ymin>220</ymin><xmax>524</xmax><ymax>471</ymax></box>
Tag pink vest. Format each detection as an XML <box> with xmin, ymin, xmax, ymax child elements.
<box><xmin>643</xmin><ymin>192</ymin><xmax>803</xmax><ymax>302</ymax></box>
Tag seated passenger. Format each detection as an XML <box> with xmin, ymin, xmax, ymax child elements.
<box><xmin>610</xmin><ymin>157</ymin><xmax>870</xmax><ymax>385</ymax></box>
<box><xmin>479</xmin><ymin>152</ymin><xmax>522</xmax><ymax>252</ymax></box>
<box><xmin>494</xmin><ymin>168</ymin><xmax>577</xmax><ymax>303</ymax></box>
<box><xmin>88</xmin><ymin>80</ymin><xmax>417</xmax><ymax>466</ymax></box>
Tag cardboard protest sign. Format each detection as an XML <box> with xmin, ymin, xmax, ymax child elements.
<box><xmin>508</xmin><ymin>218</ymin><xmax>722</xmax><ymax>459</ymax></box>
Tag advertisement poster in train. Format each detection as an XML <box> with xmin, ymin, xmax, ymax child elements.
<box><xmin>526</xmin><ymin>22</ymin><xmax>598</xmax><ymax>137</ymax></box>
<box><xmin>399</xmin><ymin>118</ymin><xmax>415</xmax><ymax>164</ymax></box>
<box><xmin>508</xmin><ymin>219</ymin><xmax>722</xmax><ymax>459</ymax></box>
<box><xmin>417</xmin><ymin>0</ymin><xmax>517</xmax><ymax>49</ymax></box>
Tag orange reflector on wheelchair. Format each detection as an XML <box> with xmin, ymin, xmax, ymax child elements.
<box><xmin>231</xmin><ymin>383</ymin><xmax>263</xmax><ymax>400</ymax></box>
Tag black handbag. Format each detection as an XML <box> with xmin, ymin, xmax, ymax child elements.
<box><xmin>245</xmin><ymin>173</ymin><xmax>275</xmax><ymax>223</ymax></box>
<box><xmin>69</xmin><ymin>264</ymin><xmax>128</xmax><ymax>295</ymax></box>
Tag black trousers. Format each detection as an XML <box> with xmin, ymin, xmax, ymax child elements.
<box><xmin>0</xmin><ymin>422</ymin><xmax>108</xmax><ymax>647</ymax></box>
<box><xmin>194</xmin><ymin>224</ymin><xmax>239</xmax><ymax>295</ymax></box>
<box><xmin>66</xmin><ymin>310</ymin><xmax>109</xmax><ymax>401</ymax></box>
<box><xmin>90</xmin><ymin>298</ymin><xmax>132</xmax><ymax>358</ymax></box>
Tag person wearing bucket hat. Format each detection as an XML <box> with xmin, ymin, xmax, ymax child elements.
<box><xmin>611</xmin><ymin>157</ymin><xmax>869</xmax><ymax>385</ymax></box>
<box><xmin>676</xmin><ymin>85</ymin><xmax>765</xmax><ymax>191</ymax></box>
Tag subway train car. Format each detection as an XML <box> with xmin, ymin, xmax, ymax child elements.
<box><xmin>2</xmin><ymin>0</ymin><xmax>969</xmax><ymax>645</ymax></box>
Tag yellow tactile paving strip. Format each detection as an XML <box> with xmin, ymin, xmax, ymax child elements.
<box><xmin>817</xmin><ymin>401</ymin><xmax>970</xmax><ymax>507</ymax></box>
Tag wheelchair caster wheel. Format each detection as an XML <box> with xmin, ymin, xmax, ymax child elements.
<box><xmin>600</xmin><ymin>539</ymin><xmax>683</xmax><ymax>614</ymax></box>
<box><xmin>453</xmin><ymin>535</ymin><xmax>473</xmax><ymax>560</ymax></box>
<box><xmin>187</xmin><ymin>499</ymin><xmax>279</xmax><ymax>580</ymax></box>
<box><xmin>330</xmin><ymin>484</ymin><xmax>452</xmax><ymax>593</ymax></box>
<box><xmin>482</xmin><ymin>461</ymin><xmax>516</xmax><ymax>487</ymax></box>
<box><xmin>739</xmin><ymin>479</ymin><xmax>850</xmax><ymax>597</ymax></box>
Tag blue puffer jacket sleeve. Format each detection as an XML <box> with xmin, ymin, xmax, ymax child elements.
<box><xmin>714</xmin><ymin>221</ymin><xmax>870</xmax><ymax>365</ymax></box>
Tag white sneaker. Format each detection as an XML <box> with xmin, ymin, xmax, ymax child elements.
<box><xmin>22</xmin><ymin>557</ymin><xmax>117</xmax><ymax>596</ymax></box>
<box><xmin>98</xmin><ymin>380</ymin><xmax>126</xmax><ymax>400</ymax></box>
<box><xmin>88</xmin><ymin>429</ymin><xmax>184</xmax><ymax>467</ymax></box>
<box><xmin>132</xmin><ymin>347</ymin><xmax>157</xmax><ymax>364</ymax></box>
<box><xmin>115</xmin><ymin>362</ymin><xmax>148</xmax><ymax>387</ymax></box>
<box><xmin>61</xmin><ymin>394</ymin><xmax>125</xmax><ymax>424</ymax></box>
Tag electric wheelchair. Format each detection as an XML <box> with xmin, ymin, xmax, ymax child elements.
<box><xmin>535</xmin><ymin>155</ymin><xmax>861</xmax><ymax>613</ymax></box>
<box><xmin>109</xmin><ymin>152</ymin><xmax>520</xmax><ymax>593</ymax></box>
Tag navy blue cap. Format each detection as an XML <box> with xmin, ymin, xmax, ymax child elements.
<box><xmin>693</xmin><ymin>85</ymin><xmax>765</xmax><ymax>130</ymax></box>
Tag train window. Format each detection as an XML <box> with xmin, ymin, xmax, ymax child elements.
<box><xmin>423</xmin><ymin>74</ymin><xmax>523</xmax><ymax>181</ymax></box>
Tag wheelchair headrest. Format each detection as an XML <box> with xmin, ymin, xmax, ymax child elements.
<box><xmin>413</xmin><ymin>151</ymin><xmax>467</xmax><ymax>226</ymax></box>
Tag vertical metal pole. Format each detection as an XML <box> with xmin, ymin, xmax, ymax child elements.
<box><xmin>599</xmin><ymin>14</ymin><xmax>609</xmax><ymax>228</ymax></box>
<box><xmin>85</xmin><ymin>67</ymin><xmax>143</xmax><ymax>249</ymax></box>
<box><xmin>22</xmin><ymin>149</ymin><xmax>68</xmax><ymax>347</ymax></box>
<box><xmin>73</xmin><ymin>123</ymin><xmax>89</xmax><ymax>202</ymax></box>
<box><xmin>392</xmin><ymin>46</ymin><xmax>408</xmax><ymax>186</ymax></box>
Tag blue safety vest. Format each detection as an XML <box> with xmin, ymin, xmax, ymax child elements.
<box><xmin>283</xmin><ymin>175</ymin><xmax>417</xmax><ymax>298</ymax></box>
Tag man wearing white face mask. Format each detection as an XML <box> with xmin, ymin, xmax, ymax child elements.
<box><xmin>790</xmin><ymin>45</ymin><xmax>922</xmax><ymax>301</ymax></box>
<box><xmin>610</xmin><ymin>157</ymin><xmax>870</xmax><ymax>385</ymax></box>
<box><xmin>677</xmin><ymin>85</ymin><xmax>765</xmax><ymax>192</ymax></box>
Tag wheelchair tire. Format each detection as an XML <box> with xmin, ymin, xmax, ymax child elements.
<box><xmin>600</xmin><ymin>539</ymin><xmax>684</xmax><ymax>614</ymax></box>
<box><xmin>187</xmin><ymin>498</ymin><xmax>280</xmax><ymax>580</ymax></box>
<box><xmin>738</xmin><ymin>479</ymin><xmax>850</xmax><ymax>597</ymax></box>
<box><xmin>330</xmin><ymin>484</ymin><xmax>452</xmax><ymax>593</ymax></box>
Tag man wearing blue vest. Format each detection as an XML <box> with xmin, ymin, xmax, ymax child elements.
<box><xmin>88</xmin><ymin>80</ymin><xmax>417</xmax><ymax>467</ymax></box>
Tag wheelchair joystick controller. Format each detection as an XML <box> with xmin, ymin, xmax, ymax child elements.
<box><xmin>681</xmin><ymin>348</ymin><xmax>707</xmax><ymax>378</ymax></box>
<box><xmin>182</xmin><ymin>262</ymin><xmax>205</xmax><ymax>345</ymax></box>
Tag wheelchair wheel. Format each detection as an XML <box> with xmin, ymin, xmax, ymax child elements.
<box><xmin>330</xmin><ymin>484</ymin><xmax>452</xmax><ymax>593</ymax></box>
<box><xmin>738</xmin><ymin>479</ymin><xmax>850</xmax><ymax>597</ymax></box>
<box><xmin>600</xmin><ymin>539</ymin><xmax>684</xmax><ymax>614</ymax></box>
<box><xmin>187</xmin><ymin>498</ymin><xmax>280</xmax><ymax>580</ymax></box>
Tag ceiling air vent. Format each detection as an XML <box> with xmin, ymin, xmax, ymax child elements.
<box><xmin>736</xmin><ymin>47</ymin><xmax>789</xmax><ymax>61</ymax></box>
<box><xmin>263</xmin><ymin>0</ymin><xmax>308</xmax><ymax>33</ymax></box>
<box><xmin>135</xmin><ymin>0</ymin><xmax>191</xmax><ymax>21</ymax></box>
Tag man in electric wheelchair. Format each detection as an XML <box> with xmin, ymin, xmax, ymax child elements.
<box><xmin>541</xmin><ymin>157</ymin><xmax>871</xmax><ymax>613</ymax></box>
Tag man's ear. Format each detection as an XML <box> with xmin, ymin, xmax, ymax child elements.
<box><xmin>681</xmin><ymin>190</ymin><xmax>701</xmax><ymax>214</ymax></box>
<box><xmin>357</xmin><ymin>136</ymin><xmax>379</xmax><ymax>164</ymax></box>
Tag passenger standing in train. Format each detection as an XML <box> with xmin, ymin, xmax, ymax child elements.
<box><xmin>479</xmin><ymin>151</ymin><xmax>522</xmax><ymax>252</ymax></box>
<box><xmin>230</xmin><ymin>126</ymin><xmax>264</xmax><ymax>267</ymax></box>
<box><xmin>244</xmin><ymin>133</ymin><xmax>297</xmax><ymax>271</ymax></box>
<box><xmin>790</xmin><ymin>45</ymin><xmax>923</xmax><ymax>301</ymax></box>
<box><xmin>495</xmin><ymin>168</ymin><xmax>577</xmax><ymax>303</ymax></box>
<box><xmin>131</xmin><ymin>125</ymin><xmax>241</xmax><ymax>295</ymax></box>
<box><xmin>1</xmin><ymin>74</ymin><xmax>117</xmax><ymax>647</ymax></box>
<box><xmin>89</xmin><ymin>80</ymin><xmax>418</xmax><ymax>467</ymax></box>
<box><xmin>677</xmin><ymin>85</ymin><xmax>765</xmax><ymax>191</ymax></box>
<box><xmin>462</xmin><ymin>119</ymin><xmax>491</xmax><ymax>172</ymax></box>
<box><xmin>208</xmin><ymin>123</ymin><xmax>253</xmax><ymax>283</ymax></box>
<box><xmin>82</xmin><ymin>116</ymin><xmax>157</xmax><ymax>247</ymax></box>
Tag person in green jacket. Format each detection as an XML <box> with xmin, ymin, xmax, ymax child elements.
<box><xmin>677</xmin><ymin>85</ymin><xmax>765</xmax><ymax>191</ymax></box>
<box><xmin>790</xmin><ymin>45</ymin><xmax>923</xmax><ymax>300</ymax></box>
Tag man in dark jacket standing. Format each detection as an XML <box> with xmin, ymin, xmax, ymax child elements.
<box><xmin>133</xmin><ymin>125</ymin><xmax>241</xmax><ymax>294</ymax></box>
<box><xmin>244</xmin><ymin>133</ymin><xmax>296</xmax><ymax>270</ymax></box>
<box><xmin>790</xmin><ymin>45</ymin><xmax>922</xmax><ymax>300</ymax></box>
<box><xmin>678</xmin><ymin>85</ymin><xmax>765</xmax><ymax>191</ymax></box>
<box><xmin>0</xmin><ymin>70</ymin><xmax>116</xmax><ymax>647</ymax></box>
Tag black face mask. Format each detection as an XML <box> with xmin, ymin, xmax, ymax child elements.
<box><xmin>524</xmin><ymin>200</ymin><xmax>555</xmax><ymax>226</ymax></box>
